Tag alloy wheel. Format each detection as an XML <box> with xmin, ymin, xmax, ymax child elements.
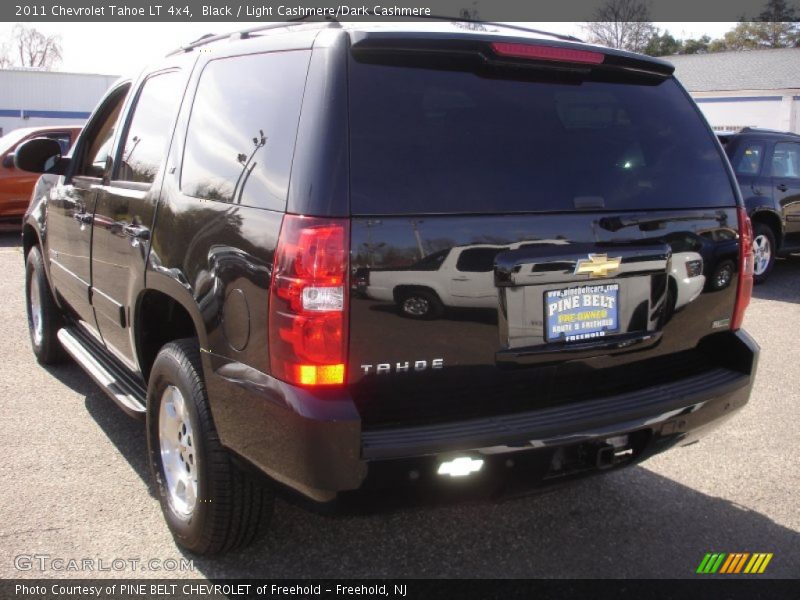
<box><xmin>753</xmin><ymin>234</ymin><xmax>772</xmax><ymax>276</ymax></box>
<box><xmin>159</xmin><ymin>385</ymin><xmax>198</xmax><ymax>519</ymax></box>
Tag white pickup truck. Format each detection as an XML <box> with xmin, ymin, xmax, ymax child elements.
<box><xmin>366</xmin><ymin>242</ymin><xmax>559</xmax><ymax>318</ymax></box>
<box><xmin>365</xmin><ymin>242</ymin><xmax>704</xmax><ymax>319</ymax></box>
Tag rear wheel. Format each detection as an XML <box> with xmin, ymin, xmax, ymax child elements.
<box><xmin>752</xmin><ymin>222</ymin><xmax>776</xmax><ymax>285</ymax></box>
<box><xmin>25</xmin><ymin>245</ymin><xmax>66</xmax><ymax>365</ymax></box>
<box><xmin>147</xmin><ymin>339</ymin><xmax>273</xmax><ymax>555</ymax></box>
<box><xmin>398</xmin><ymin>289</ymin><xmax>443</xmax><ymax>319</ymax></box>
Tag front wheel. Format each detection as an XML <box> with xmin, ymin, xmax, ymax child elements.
<box><xmin>709</xmin><ymin>259</ymin><xmax>735</xmax><ymax>291</ymax></box>
<box><xmin>25</xmin><ymin>245</ymin><xmax>66</xmax><ymax>365</ymax></box>
<box><xmin>752</xmin><ymin>223</ymin><xmax>776</xmax><ymax>285</ymax></box>
<box><xmin>146</xmin><ymin>339</ymin><xmax>274</xmax><ymax>555</ymax></box>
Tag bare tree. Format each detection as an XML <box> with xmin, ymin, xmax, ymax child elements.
<box><xmin>0</xmin><ymin>42</ymin><xmax>12</xmax><ymax>68</ymax></box>
<box><xmin>583</xmin><ymin>0</ymin><xmax>657</xmax><ymax>53</ymax></box>
<box><xmin>11</xmin><ymin>24</ymin><xmax>62</xmax><ymax>69</ymax></box>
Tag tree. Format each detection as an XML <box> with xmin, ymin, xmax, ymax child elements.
<box><xmin>681</xmin><ymin>35</ymin><xmax>712</xmax><ymax>54</ymax></box>
<box><xmin>583</xmin><ymin>0</ymin><xmax>657</xmax><ymax>53</ymax></box>
<box><xmin>10</xmin><ymin>24</ymin><xmax>62</xmax><ymax>69</ymax></box>
<box><xmin>757</xmin><ymin>0</ymin><xmax>798</xmax><ymax>21</ymax></box>
<box><xmin>644</xmin><ymin>30</ymin><xmax>682</xmax><ymax>56</ymax></box>
<box><xmin>0</xmin><ymin>41</ymin><xmax>12</xmax><ymax>68</ymax></box>
<box><xmin>713</xmin><ymin>21</ymin><xmax>800</xmax><ymax>50</ymax></box>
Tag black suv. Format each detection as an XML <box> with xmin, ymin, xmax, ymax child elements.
<box><xmin>719</xmin><ymin>127</ymin><xmax>800</xmax><ymax>283</ymax></box>
<box><xmin>17</xmin><ymin>22</ymin><xmax>758</xmax><ymax>555</ymax></box>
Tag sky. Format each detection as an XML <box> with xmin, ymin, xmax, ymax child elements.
<box><xmin>0</xmin><ymin>21</ymin><xmax>737</xmax><ymax>76</ymax></box>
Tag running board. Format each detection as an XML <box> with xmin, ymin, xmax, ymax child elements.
<box><xmin>57</xmin><ymin>327</ymin><xmax>147</xmax><ymax>418</ymax></box>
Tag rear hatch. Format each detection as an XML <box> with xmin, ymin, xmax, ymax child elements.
<box><xmin>345</xmin><ymin>33</ymin><xmax>743</xmax><ymax>428</ymax></box>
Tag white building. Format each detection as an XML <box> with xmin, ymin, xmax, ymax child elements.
<box><xmin>0</xmin><ymin>68</ymin><xmax>119</xmax><ymax>138</ymax></box>
<box><xmin>668</xmin><ymin>48</ymin><xmax>800</xmax><ymax>134</ymax></box>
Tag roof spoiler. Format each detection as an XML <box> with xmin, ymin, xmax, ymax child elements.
<box><xmin>349</xmin><ymin>32</ymin><xmax>675</xmax><ymax>78</ymax></box>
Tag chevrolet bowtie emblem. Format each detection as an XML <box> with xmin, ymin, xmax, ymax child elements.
<box><xmin>574</xmin><ymin>254</ymin><xmax>622</xmax><ymax>278</ymax></box>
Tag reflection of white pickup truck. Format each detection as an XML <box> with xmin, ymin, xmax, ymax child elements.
<box><xmin>366</xmin><ymin>244</ymin><xmax>705</xmax><ymax>319</ymax></box>
<box><xmin>366</xmin><ymin>242</ymin><xmax>565</xmax><ymax>318</ymax></box>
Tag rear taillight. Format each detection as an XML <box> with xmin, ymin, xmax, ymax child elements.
<box><xmin>732</xmin><ymin>207</ymin><xmax>754</xmax><ymax>330</ymax></box>
<box><xmin>490</xmin><ymin>42</ymin><xmax>605</xmax><ymax>65</ymax></box>
<box><xmin>268</xmin><ymin>215</ymin><xmax>349</xmax><ymax>386</ymax></box>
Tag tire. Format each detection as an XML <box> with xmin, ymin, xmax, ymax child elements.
<box><xmin>708</xmin><ymin>259</ymin><xmax>735</xmax><ymax>291</ymax></box>
<box><xmin>146</xmin><ymin>339</ymin><xmax>274</xmax><ymax>555</ymax></box>
<box><xmin>25</xmin><ymin>245</ymin><xmax>66</xmax><ymax>365</ymax></box>
<box><xmin>398</xmin><ymin>289</ymin><xmax>444</xmax><ymax>319</ymax></box>
<box><xmin>752</xmin><ymin>222</ymin><xmax>776</xmax><ymax>285</ymax></box>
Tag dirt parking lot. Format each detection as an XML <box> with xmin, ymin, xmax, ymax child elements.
<box><xmin>0</xmin><ymin>231</ymin><xmax>798</xmax><ymax>579</ymax></box>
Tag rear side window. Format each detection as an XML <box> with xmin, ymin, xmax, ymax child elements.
<box><xmin>349</xmin><ymin>60</ymin><xmax>736</xmax><ymax>214</ymax></box>
<box><xmin>734</xmin><ymin>143</ymin><xmax>764</xmax><ymax>176</ymax></box>
<box><xmin>771</xmin><ymin>142</ymin><xmax>800</xmax><ymax>178</ymax></box>
<box><xmin>181</xmin><ymin>51</ymin><xmax>309</xmax><ymax>210</ymax></box>
<box><xmin>117</xmin><ymin>72</ymin><xmax>182</xmax><ymax>184</ymax></box>
<box><xmin>455</xmin><ymin>247</ymin><xmax>502</xmax><ymax>272</ymax></box>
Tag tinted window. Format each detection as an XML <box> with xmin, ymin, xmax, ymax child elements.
<box><xmin>117</xmin><ymin>72</ymin><xmax>181</xmax><ymax>184</ymax></box>
<box><xmin>772</xmin><ymin>142</ymin><xmax>800</xmax><ymax>178</ymax></box>
<box><xmin>734</xmin><ymin>143</ymin><xmax>764</xmax><ymax>176</ymax></box>
<box><xmin>75</xmin><ymin>87</ymin><xmax>128</xmax><ymax>178</ymax></box>
<box><xmin>456</xmin><ymin>247</ymin><xmax>502</xmax><ymax>272</ymax></box>
<box><xmin>181</xmin><ymin>50</ymin><xmax>309</xmax><ymax>210</ymax></box>
<box><xmin>349</xmin><ymin>60</ymin><xmax>736</xmax><ymax>214</ymax></box>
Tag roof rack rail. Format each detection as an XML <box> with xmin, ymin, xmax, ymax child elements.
<box><xmin>740</xmin><ymin>126</ymin><xmax>800</xmax><ymax>137</ymax></box>
<box><xmin>166</xmin><ymin>16</ymin><xmax>340</xmax><ymax>56</ymax></box>
<box><xmin>167</xmin><ymin>16</ymin><xmax>582</xmax><ymax>57</ymax></box>
<box><xmin>418</xmin><ymin>15</ymin><xmax>583</xmax><ymax>43</ymax></box>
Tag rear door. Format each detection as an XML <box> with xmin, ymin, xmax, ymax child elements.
<box><xmin>345</xmin><ymin>36</ymin><xmax>742</xmax><ymax>428</ymax></box>
<box><xmin>770</xmin><ymin>141</ymin><xmax>800</xmax><ymax>248</ymax></box>
<box><xmin>90</xmin><ymin>65</ymin><xmax>189</xmax><ymax>369</ymax></box>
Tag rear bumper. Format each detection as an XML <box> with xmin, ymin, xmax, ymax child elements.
<box><xmin>206</xmin><ymin>330</ymin><xmax>758</xmax><ymax>502</ymax></box>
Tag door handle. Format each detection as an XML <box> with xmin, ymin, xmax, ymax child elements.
<box><xmin>122</xmin><ymin>224</ymin><xmax>150</xmax><ymax>241</ymax></box>
<box><xmin>776</xmin><ymin>183</ymin><xmax>788</xmax><ymax>192</ymax></box>
<box><xmin>73</xmin><ymin>212</ymin><xmax>93</xmax><ymax>225</ymax></box>
<box><xmin>451</xmin><ymin>277</ymin><xmax>470</xmax><ymax>281</ymax></box>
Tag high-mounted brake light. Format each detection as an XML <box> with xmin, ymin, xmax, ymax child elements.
<box><xmin>490</xmin><ymin>42</ymin><xmax>605</xmax><ymax>65</ymax></box>
<box><xmin>731</xmin><ymin>207</ymin><xmax>754</xmax><ymax>330</ymax></box>
<box><xmin>268</xmin><ymin>215</ymin><xmax>349</xmax><ymax>386</ymax></box>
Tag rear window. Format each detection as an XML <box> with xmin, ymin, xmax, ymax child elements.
<box><xmin>349</xmin><ymin>59</ymin><xmax>736</xmax><ymax>215</ymax></box>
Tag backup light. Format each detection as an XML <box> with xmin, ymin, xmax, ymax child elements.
<box><xmin>437</xmin><ymin>457</ymin><xmax>484</xmax><ymax>478</ymax></box>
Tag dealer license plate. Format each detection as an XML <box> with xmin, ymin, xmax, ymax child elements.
<box><xmin>545</xmin><ymin>283</ymin><xmax>620</xmax><ymax>342</ymax></box>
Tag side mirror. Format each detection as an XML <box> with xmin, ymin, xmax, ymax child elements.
<box><xmin>14</xmin><ymin>137</ymin><xmax>70</xmax><ymax>175</ymax></box>
<box><xmin>2</xmin><ymin>154</ymin><xmax>14</xmax><ymax>168</ymax></box>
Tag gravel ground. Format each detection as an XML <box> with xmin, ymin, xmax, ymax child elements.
<box><xmin>0</xmin><ymin>232</ymin><xmax>798</xmax><ymax>580</ymax></box>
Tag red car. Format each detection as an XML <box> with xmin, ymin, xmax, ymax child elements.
<box><xmin>0</xmin><ymin>126</ymin><xmax>82</xmax><ymax>226</ymax></box>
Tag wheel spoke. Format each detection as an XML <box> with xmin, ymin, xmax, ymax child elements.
<box><xmin>158</xmin><ymin>385</ymin><xmax>199</xmax><ymax>519</ymax></box>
